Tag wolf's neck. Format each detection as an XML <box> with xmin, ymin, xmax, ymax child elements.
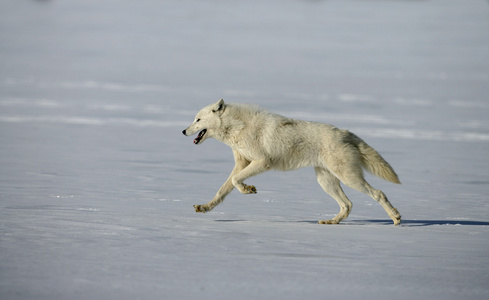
<box><xmin>216</xmin><ymin>106</ymin><xmax>250</xmax><ymax>146</ymax></box>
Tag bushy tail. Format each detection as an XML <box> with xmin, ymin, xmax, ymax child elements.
<box><xmin>353</xmin><ymin>135</ymin><xmax>401</xmax><ymax>184</ymax></box>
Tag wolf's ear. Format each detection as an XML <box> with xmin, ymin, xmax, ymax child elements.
<box><xmin>212</xmin><ymin>99</ymin><xmax>225</xmax><ymax>113</ymax></box>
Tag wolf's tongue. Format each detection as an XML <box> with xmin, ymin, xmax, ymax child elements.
<box><xmin>193</xmin><ymin>129</ymin><xmax>207</xmax><ymax>144</ymax></box>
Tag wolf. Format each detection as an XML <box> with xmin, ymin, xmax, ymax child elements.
<box><xmin>182</xmin><ymin>99</ymin><xmax>401</xmax><ymax>225</ymax></box>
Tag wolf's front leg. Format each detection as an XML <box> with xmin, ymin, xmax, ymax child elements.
<box><xmin>193</xmin><ymin>204</ymin><xmax>211</xmax><ymax>213</ymax></box>
<box><xmin>194</xmin><ymin>150</ymin><xmax>250</xmax><ymax>213</ymax></box>
<box><xmin>193</xmin><ymin>179</ymin><xmax>235</xmax><ymax>213</ymax></box>
<box><xmin>232</xmin><ymin>159</ymin><xmax>270</xmax><ymax>194</ymax></box>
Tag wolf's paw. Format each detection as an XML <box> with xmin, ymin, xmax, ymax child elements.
<box><xmin>194</xmin><ymin>204</ymin><xmax>209</xmax><ymax>213</ymax></box>
<box><xmin>391</xmin><ymin>208</ymin><xmax>401</xmax><ymax>226</ymax></box>
<box><xmin>318</xmin><ymin>219</ymin><xmax>339</xmax><ymax>225</ymax></box>
<box><xmin>240</xmin><ymin>184</ymin><xmax>257</xmax><ymax>194</ymax></box>
<box><xmin>389</xmin><ymin>208</ymin><xmax>401</xmax><ymax>226</ymax></box>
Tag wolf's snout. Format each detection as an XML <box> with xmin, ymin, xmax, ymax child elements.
<box><xmin>182</xmin><ymin>129</ymin><xmax>186</xmax><ymax>136</ymax></box>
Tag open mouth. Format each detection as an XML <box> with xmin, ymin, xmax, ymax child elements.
<box><xmin>193</xmin><ymin>129</ymin><xmax>207</xmax><ymax>144</ymax></box>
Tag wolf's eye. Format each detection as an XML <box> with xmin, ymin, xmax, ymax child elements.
<box><xmin>196</xmin><ymin>119</ymin><xmax>201</xmax><ymax>122</ymax></box>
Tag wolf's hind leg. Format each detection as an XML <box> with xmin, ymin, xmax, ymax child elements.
<box><xmin>315</xmin><ymin>167</ymin><xmax>352</xmax><ymax>224</ymax></box>
<box><xmin>324</xmin><ymin>155</ymin><xmax>401</xmax><ymax>225</ymax></box>
<box><xmin>368</xmin><ymin>188</ymin><xmax>401</xmax><ymax>225</ymax></box>
<box><xmin>339</xmin><ymin>175</ymin><xmax>401</xmax><ymax>225</ymax></box>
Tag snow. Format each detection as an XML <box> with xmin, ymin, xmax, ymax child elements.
<box><xmin>1</xmin><ymin>0</ymin><xmax>489</xmax><ymax>299</ymax></box>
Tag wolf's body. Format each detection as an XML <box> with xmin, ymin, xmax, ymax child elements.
<box><xmin>182</xmin><ymin>99</ymin><xmax>401</xmax><ymax>225</ymax></box>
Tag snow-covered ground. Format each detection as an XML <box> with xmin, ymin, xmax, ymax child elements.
<box><xmin>1</xmin><ymin>0</ymin><xmax>489</xmax><ymax>299</ymax></box>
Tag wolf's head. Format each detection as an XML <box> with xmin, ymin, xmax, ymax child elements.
<box><xmin>182</xmin><ymin>99</ymin><xmax>225</xmax><ymax>145</ymax></box>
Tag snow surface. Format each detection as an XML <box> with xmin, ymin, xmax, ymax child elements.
<box><xmin>1</xmin><ymin>0</ymin><xmax>489</xmax><ymax>299</ymax></box>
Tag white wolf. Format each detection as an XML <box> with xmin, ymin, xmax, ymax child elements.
<box><xmin>182</xmin><ymin>99</ymin><xmax>401</xmax><ymax>225</ymax></box>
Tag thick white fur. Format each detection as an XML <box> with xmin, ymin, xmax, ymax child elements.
<box><xmin>183</xmin><ymin>99</ymin><xmax>401</xmax><ymax>225</ymax></box>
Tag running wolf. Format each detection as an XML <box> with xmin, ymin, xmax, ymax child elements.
<box><xmin>182</xmin><ymin>99</ymin><xmax>401</xmax><ymax>225</ymax></box>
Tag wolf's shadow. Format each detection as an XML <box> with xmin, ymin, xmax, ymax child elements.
<box><xmin>215</xmin><ymin>219</ymin><xmax>489</xmax><ymax>226</ymax></box>
<box><xmin>347</xmin><ymin>219</ymin><xmax>489</xmax><ymax>227</ymax></box>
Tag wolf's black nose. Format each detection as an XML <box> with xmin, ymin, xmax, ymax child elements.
<box><xmin>182</xmin><ymin>129</ymin><xmax>186</xmax><ymax>135</ymax></box>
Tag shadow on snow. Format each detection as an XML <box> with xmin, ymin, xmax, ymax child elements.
<box><xmin>215</xmin><ymin>219</ymin><xmax>489</xmax><ymax>226</ymax></box>
<box><xmin>356</xmin><ymin>219</ymin><xmax>489</xmax><ymax>227</ymax></box>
